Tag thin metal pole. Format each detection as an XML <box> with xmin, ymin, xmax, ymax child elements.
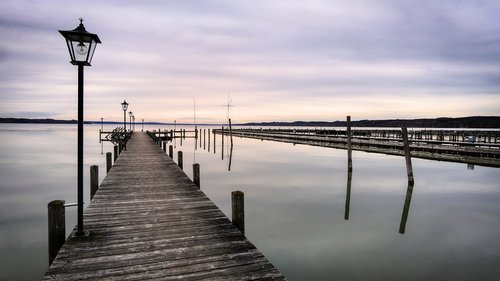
<box><xmin>123</xmin><ymin>109</ymin><xmax>127</xmax><ymax>150</ymax></box>
<box><xmin>77</xmin><ymin>64</ymin><xmax>84</xmax><ymax>236</ymax></box>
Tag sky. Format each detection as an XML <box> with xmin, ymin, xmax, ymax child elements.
<box><xmin>1</xmin><ymin>0</ymin><xmax>499</xmax><ymax>123</ymax></box>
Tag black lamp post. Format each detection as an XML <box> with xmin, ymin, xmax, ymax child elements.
<box><xmin>129</xmin><ymin>111</ymin><xmax>133</xmax><ymax>131</ymax></box>
<box><xmin>121</xmin><ymin>100</ymin><xmax>128</xmax><ymax>150</ymax></box>
<box><xmin>132</xmin><ymin>115</ymin><xmax>135</xmax><ymax>131</ymax></box>
<box><xmin>142</xmin><ymin>119</ymin><xmax>144</xmax><ymax>132</ymax></box>
<box><xmin>59</xmin><ymin>18</ymin><xmax>101</xmax><ymax>237</ymax></box>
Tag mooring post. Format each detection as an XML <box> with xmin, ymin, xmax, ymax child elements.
<box><xmin>178</xmin><ymin>151</ymin><xmax>183</xmax><ymax>170</ymax></box>
<box><xmin>48</xmin><ymin>200</ymin><xmax>65</xmax><ymax>265</ymax></box>
<box><xmin>113</xmin><ymin>145</ymin><xmax>118</xmax><ymax>162</ymax></box>
<box><xmin>347</xmin><ymin>116</ymin><xmax>353</xmax><ymax>172</ymax></box>
<box><xmin>90</xmin><ymin>165</ymin><xmax>99</xmax><ymax>199</ymax></box>
<box><xmin>162</xmin><ymin>141</ymin><xmax>167</xmax><ymax>152</ymax></box>
<box><xmin>106</xmin><ymin>152</ymin><xmax>112</xmax><ymax>173</ymax></box>
<box><xmin>231</xmin><ymin>191</ymin><xmax>245</xmax><ymax>234</ymax></box>
<box><xmin>168</xmin><ymin>145</ymin><xmax>173</xmax><ymax>158</ymax></box>
<box><xmin>193</xmin><ymin>163</ymin><xmax>200</xmax><ymax>188</ymax></box>
<box><xmin>401</xmin><ymin>126</ymin><xmax>415</xmax><ymax>185</ymax></box>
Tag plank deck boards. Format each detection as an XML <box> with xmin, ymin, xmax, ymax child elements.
<box><xmin>44</xmin><ymin>132</ymin><xmax>286</xmax><ymax>281</ymax></box>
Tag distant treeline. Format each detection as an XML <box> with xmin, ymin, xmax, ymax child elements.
<box><xmin>243</xmin><ymin>116</ymin><xmax>500</xmax><ymax>128</ymax></box>
<box><xmin>0</xmin><ymin>118</ymin><xmax>92</xmax><ymax>124</ymax></box>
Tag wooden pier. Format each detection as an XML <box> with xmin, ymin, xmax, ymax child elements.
<box><xmin>44</xmin><ymin>132</ymin><xmax>285</xmax><ymax>280</ymax></box>
<box><xmin>214</xmin><ymin>128</ymin><xmax>500</xmax><ymax>167</ymax></box>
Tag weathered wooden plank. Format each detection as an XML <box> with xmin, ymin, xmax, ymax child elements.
<box><xmin>44</xmin><ymin>132</ymin><xmax>285</xmax><ymax>280</ymax></box>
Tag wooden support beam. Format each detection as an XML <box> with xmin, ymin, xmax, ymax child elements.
<box><xmin>231</xmin><ymin>191</ymin><xmax>245</xmax><ymax>234</ymax></box>
<box><xmin>48</xmin><ymin>200</ymin><xmax>65</xmax><ymax>265</ymax></box>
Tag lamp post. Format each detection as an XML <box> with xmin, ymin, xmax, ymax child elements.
<box><xmin>59</xmin><ymin>18</ymin><xmax>101</xmax><ymax>237</ymax></box>
<box><xmin>129</xmin><ymin>111</ymin><xmax>133</xmax><ymax>131</ymax></box>
<box><xmin>121</xmin><ymin>100</ymin><xmax>128</xmax><ymax>150</ymax></box>
<box><xmin>132</xmin><ymin>115</ymin><xmax>135</xmax><ymax>130</ymax></box>
<box><xmin>142</xmin><ymin>119</ymin><xmax>144</xmax><ymax>132</ymax></box>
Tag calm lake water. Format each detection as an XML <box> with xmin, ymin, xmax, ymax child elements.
<box><xmin>1</xmin><ymin>124</ymin><xmax>499</xmax><ymax>280</ymax></box>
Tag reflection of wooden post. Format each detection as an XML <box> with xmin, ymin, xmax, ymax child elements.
<box><xmin>214</xmin><ymin>130</ymin><xmax>216</xmax><ymax>154</ymax></box>
<box><xmin>106</xmin><ymin>152</ymin><xmax>112</xmax><ymax>173</ymax></box>
<box><xmin>48</xmin><ymin>200</ymin><xmax>65</xmax><ymax>265</ymax></box>
<box><xmin>90</xmin><ymin>165</ymin><xmax>99</xmax><ymax>199</ymax></box>
<box><xmin>222</xmin><ymin>127</ymin><xmax>225</xmax><ymax>160</ymax></box>
<box><xmin>169</xmin><ymin>145</ymin><xmax>173</xmax><ymax>158</ymax></box>
<box><xmin>204</xmin><ymin>129</ymin><xmax>206</xmax><ymax>150</ymax></box>
<box><xmin>401</xmin><ymin>126</ymin><xmax>415</xmax><ymax>185</ymax></box>
<box><xmin>347</xmin><ymin>116</ymin><xmax>352</xmax><ymax>172</ymax></box>
<box><xmin>231</xmin><ymin>191</ymin><xmax>244</xmax><ymax>234</ymax></box>
<box><xmin>399</xmin><ymin>183</ymin><xmax>414</xmax><ymax>234</ymax></box>
<box><xmin>228</xmin><ymin>143</ymin><xmax>234</xmax><ymax>171</ymax></box>
<box><xmin>344</xmin><ymin>170</ymin><xmax>352</xmax><ymax>220</ymax></box>
<box><xmin>193</xmin><ymin>163</ymin><xmax>200</xmax><ymax>188</ymax></box>
<box><xmin>178</xmin><ymin>151</ymin><xmax>183</xmax><ymax>170</ymax></box>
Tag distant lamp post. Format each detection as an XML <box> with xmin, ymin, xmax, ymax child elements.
<box><xmin>142</xmin><ymin>119</ymin><xmax>144</xmax><ymax>132</ymax></box>
<box><xmin>59</xmin><ymin>18</ymin><xmax>101</xmax><ymax>237</ymax></box>
<box><xmin>132</xmin><ymin>115</ymin><xmax>135</xmax><ymax>130</ymax></box>
<box><xmin>129</xmin><ymin>111</ymin><xmax>133</xmax><ymax>131</ymax></box>
<box><xmin>121</xmin><ymin>100</ymin><xmax>128</xmax><ymax>150</ymax></box>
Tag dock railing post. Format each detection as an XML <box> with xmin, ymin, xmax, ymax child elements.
<box><xmin>193</xmin><ymin>163</ymin><xmax>200</xmax><ymax>188</ymax></box>
<box><xmin>48</xmin><ymin>200</ymin><xmax>65</xmax><ymax>265</ymax></box>
<box><xmin>231</xmin><ymin>191</ymin><xmax>245</xmax><ymax>234</ymax></box>
<box><xmin>90</xmin><ymin>165</ymin><xmax>99</xmax><ymax>199</ymax></box>
<box><xmin>169</xmin><ymin>145</ymin><xmax>173</xmax><ymax>158</ymax></box>
<box><xmin>113</xmin><ymin>145</ymin><xmax>118</xmax><ymax>162</ymax></box>
<box><xmin>162</xmin><ymin>141</ymin><xmax>167</xmax><ymax>152</ymax></box>
<box><xmin>178</xmin><ymin>151</ymin><xmax>183</xmax><ymax>170</ymax></box>
<box><xmin>106</xmin><ymin>152</ymin><xmax>112</xmax><ymax>173</ymax></box>
<box><xmin>401</xmin><ymin>126</ymin><xmax>415</xmax><ymax>185</ymax></box>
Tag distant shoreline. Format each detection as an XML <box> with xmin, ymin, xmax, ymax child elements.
<box><xmin>1</xmin><ymin>116</ymin><xmax>499</xmax><ymax>128</ymax></box>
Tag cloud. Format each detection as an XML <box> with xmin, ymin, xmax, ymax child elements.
<box><xmin>0</xmin><ymin>0</ymin><xmax>499</xmax><ymax>123</ymax></box>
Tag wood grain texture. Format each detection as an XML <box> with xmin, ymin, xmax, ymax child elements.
<box><xmin>44</xmin><ymin>132</ymin><xmax>286</xmax><ymax>280</ymax></box>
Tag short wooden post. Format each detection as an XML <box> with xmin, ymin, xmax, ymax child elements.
<box><xmin>231</xmin><ymin>191</ymin><xmax>245</xmax><ymax>234</ymax></box>
<box><xmin>401</xmin><ymin>126</ymin><xmax>414</xmax><ymax>185</ymax></box>
<box><xmin>48</xmin><ymin>200</ymin><xmax>65</xmax><ymax>265</ymax></box>
<box><xmin>113</xmin><ymin>145</ymin><xmax>118</xmax><ymax>162</ymax></box>
<box><xmin>90</xmin><ymin>165</ymin><xmax>99</xmax><ymax>199</ymax></box>
<box><xmin>347</xmin><ymin>116</ymin><xmax>352</xmax><ymax>172</ymax></box>
<box><xmin>106</xmin><ymin>152</ymin><xmax>112</xmax><ymax>173</ymax></box>
<box><xmin>193</xmin><ymin>163</ymin><xmax>200</xmax><ymax>188</ymax></box>
<box><xmin>162</xmin><ymin>141</ymin><xmax>167</xmax><ymax>152</ymax></box>
<box><xmin>169</xmin><ymin>145</ymin><xmax>173</xmax><ymax>158</ymax></box>
<box><xmin>178</xmin><ymin>151</ymin><xmax>183</xmax><ymax>170</ymax></box>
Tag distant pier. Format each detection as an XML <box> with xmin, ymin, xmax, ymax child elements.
<box><xmin>214</xmin><ymin>128</ymin><xmax>500</xmax><ymax>167</ymax></box>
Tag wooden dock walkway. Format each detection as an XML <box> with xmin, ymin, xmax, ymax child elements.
<box><xmin>44</xmin><ymin>132</ymin><xmax>286</xmax><ymax>280</ymax></box>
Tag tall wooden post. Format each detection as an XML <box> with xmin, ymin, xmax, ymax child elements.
<box><xmin>193</xmin><ymin>163</ymin><xmax>200</xmax><ymax>188</ymax></box>
<box><xmin>229</xmin><ymin>118</ymin><xmax>234</xmax><ymax>146</ymax></box>
<box><xmin>169</xmin><ymin>145</ymin><xmax>173</xmax><ymax>158</ymax></box>
<box><xmin>113</xmin><ymin>145</ymin><xmax>118</xmax><ymax>162</ymax></box>
<box><xmin>347</xmin><ymin>116</ymin><xmax>352</xmax><ymax>172</ymax></box>
<box><xmin>231</xmin><ymin>191</ymin><xmax>245</xmax><ymax>234</ymax></box>
<box><xmin>178</xmin><ymin>151</ymin><xmax>183</xmax><ymax>170</ymax></box>
<box><xmin>90</xmin><ymin>165</ymin><xmax>99</xmax><ymax>199</ymax></box>
<box><xmin>106</xmin><ymin>152</ymin><xmax>112</xmax><ymax>173</ymax></box>
<box><xmin>48</xmin><ymin>200</ymin><xmax>65</xmax><ymax>265</ymax></box>
<box><xmin>401</xmin><ymin>126</ymin><xmax>415</xmax><ymax>185</ymax></box>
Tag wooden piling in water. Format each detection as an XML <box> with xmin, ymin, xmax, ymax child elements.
<box><xmin>231</xmin><ymin>191</ymin><xmax>245</xmax><ymax>234</ymax></box>
<box><xmin>113</xmin><ymin>145</ymin><xmax>118</xmax><ymax>162</ymax></box>
<box><xmin>177</xmin><ymin>151</ymin><xmax>183</xmax><ymax>170</ymax></box>
<box><xmin>401</xmin><ymin>126</ymin><xmax>415</xmax><ymax>185</ymax></box>
<box><xmin>347</xmin><ymin>116</ymin><xmax>353</xmax><ymax>172</ymax></box>
<box><xmin>90</xmin><ymin>165</ymin><xmax>99</xmax><ymax>199</ymax></box>
<box><xmin>169</xmin><ymin>145</ymin><xmax>173</xmax><ymax>158</ymax></box>
<box><xmin>193</xmin><ymin>163</ymin><xmax>200</xmax><ymax>188</ymax></box>
<box><xmin>106</xmin><ymin>152</ymin><xmax>112</xmax><ymax>173</ymax></box>
<box><xmin>48</xmin><ymin>200</ymin><xmax>65</xmax><ymax>265</ymax></box>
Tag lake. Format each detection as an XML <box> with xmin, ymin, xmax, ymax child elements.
<box><xmin>1</xmin><ymin>123</ymin><xmax>499</xmax><ymax>280</ymax></box>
